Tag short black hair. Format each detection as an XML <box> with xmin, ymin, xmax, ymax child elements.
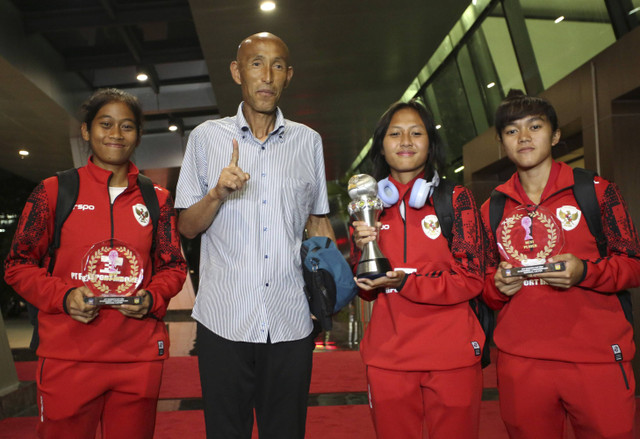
<box><xmin>369</xmin><ymin>99</ymin><xmax>444</xmax><ymax>181</ymax></box>
<box><xmin>495</xmin><ymin>89</ymin><xmax>558</xmax><ymax>140</ymax></box>
<box><xmin>81</xmin><ymin>88</ymin><xmax>143</xmax><ymax>139</ymax></box>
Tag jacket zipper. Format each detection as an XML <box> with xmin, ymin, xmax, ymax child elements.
<box><xmin>108</xmin><ymin>174</ymin><xmax>115</xmax><ymax>245</ymax></box>
<box><xmin>401</xmin><ymin>200</ymin><xmax>407</xmax><ymax>263</ymax></box>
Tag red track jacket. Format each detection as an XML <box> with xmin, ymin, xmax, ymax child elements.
<box><xmin>5</xmin><ymin>158</ymin><xmax>187</xmax><ymax>363</ymax></box>
<box><xmin>481</xmin><ymin>161</ymin><xmax>640</xmax><ymax>363</ymax></box>
<box><xmin>357</xmin><ymin>175</ymin><xmax>486</xmax><ymax>371</ymax></box>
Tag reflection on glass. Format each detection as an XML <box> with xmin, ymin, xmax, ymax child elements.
<box><xmin>422</xmin><ymin>61</ymin><xmax>476</xmax><ymax>183</ymax></box>
<box><xmin>520</xmin><ymin>0</ymin><xmax>615</xmax><ymax>89</ymax></box>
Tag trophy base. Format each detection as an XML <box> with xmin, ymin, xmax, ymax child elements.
<box><xmin>357</xmin><ymin>258</ymin><xmax>393</xmax><ymax>280</ymax></box>
<box><xmin>84</xmin><ymin>296</ymin><xmax>143</xmax><ymax>306</ymax></box>
<box><xmin>502</xmin><ymin>261</ymin><xmax>566</xmax><ymax>277</ymax></box>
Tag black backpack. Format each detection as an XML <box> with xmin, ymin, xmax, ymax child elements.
<box><xmin>26</xmin><ymin>168</ymin><xmax>160</xmax><ymax>350</ymax></box>
<box><xmin>432</xmin><ymin>180</ymin><xmax>494</xmax><ymax>368</ymax></box>
<box><xmin>488</xmin><ymin>167</ymin><xmax>632</xmax><ymax>326</ymax></box>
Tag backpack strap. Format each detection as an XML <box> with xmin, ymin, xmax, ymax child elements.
<box><xmin>572</xmin><ymin>168</ymin><xmax>606</xmax><ymax>257</ymax></box>
<box><xmin>489</xmin><ymin>189</ymin><xmax>507</xmax><ymax>236</ymax></box>
<box><xmin>47</xmin><ymin>168</ymin><xmax>80</xmax><ymax>274</ymax></box>
<box><xmin>137</xmin><ymin>174</ymin><xmax>160</xmax><ymax>240</ymax></box>
<box><xmin>432</xmin><ymin>179</ymin><xmax>455</xmax><ymax>248</ymax></box>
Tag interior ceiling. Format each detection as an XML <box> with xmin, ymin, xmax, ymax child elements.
<box><xmin>0</xmin><ymin>0</ymin><xmax>474</xmax><ymax>185</ymax></box>
<box><xmin>2</xmin><ymin>0</ymin><xmax>609</xmax><ymax>186</ymax></box>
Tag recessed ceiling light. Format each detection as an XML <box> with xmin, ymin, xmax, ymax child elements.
<box><xmin>435</xmin><ymin>124</ymin><xmax>442</xmax><ymax>129</ymax></box>
<box><xmin>18</xmin><ymin>150</ymin><xmax>29</xmax><ymax>157</ymax></box>
<box><xmin>554</xmin><ymin>16</ymin><xmax>565</xmax><ymax>24</ymax></box>
<box><xmin>454</xmin><ymin>165</ymin><xmax>465</xmax><ymax>173</ymax></box>
<box><xmin>487</xmin><ymin>82</ymin><xmax>496</xmax><ymax>88</ymax></box>
<box><xmin>137</xmin><ymin>72</ymin><xmax>148</xmax><ymax>81</ymax></box>
<box><xmin>168</xmin><ymin>124</ymin><xmax>178</xmax><ymax>132</ymax></box>
<box><xmin>260</xmin><ymin>1</ymin><xmax>276</xmax><ymax>12</ymax></box>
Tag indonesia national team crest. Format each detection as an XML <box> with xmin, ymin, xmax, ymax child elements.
<box><xmin>133</xmin><ymin>203</ymin><xmax>150</xmax><ymax>227</ymax></box>
<box><xmin>556</xmin><ymin>205</ymin><xmax>581</xmax><ymax>231</ymax></box>
<box><xmin>421</xmin><ymin>215</ymin><xmax>441</xmax><ymax>239</ymax></box>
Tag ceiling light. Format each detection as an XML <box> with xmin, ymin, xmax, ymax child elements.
<box><xmin>554</xmin><ymin>16</ymin><xmax>565</xmax><ymax>24</ymax></box>
<box><xmin>487</xmin><ymin>82</ymin><xmax>496</xmax><ymax>88</ymax></box>
<box><xmin>168</xmin><ymin>117</ymin><xmax>183</xmax><ymax>133</ymax></box>
<box><xmin>454</xmin><ymin>165</ymin><xmax>465</xmax><ymax>173</ymax></box>
<box><xmin>435</xmin><ymin>124</ymin><xmax>442</xmax><ymax>129</ymax></box>
<box><xmin>18</xmin><ymin>150</ymin><xmax>29</xmax><ymax>157</ymax></box>
<box><xmin>136</xmin><ymin>72</ymin><xmax>148</xmax><ymax>82</ymax></box>
<box><xmin>260</xmin><ymin>1</ymin><xmax>276</xmax><ymax>11</ymax></box>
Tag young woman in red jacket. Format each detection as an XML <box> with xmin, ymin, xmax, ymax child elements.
<box><xmin>482</xmin><ymin>90</ymin><xmax>640</xmax><ymax>439</ymax></box>
<box><xmin>351</xmin><ymin>99</ymin><xmax>486</xmax><ymax>439</ymax></box>
<box><xmin>4</xmin><ymin>88</ymin><xmax>187</xmax><ymax>439</ymax></box>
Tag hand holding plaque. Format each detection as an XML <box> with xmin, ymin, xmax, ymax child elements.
<box><xmin>348</xmin><ymin>174</ymin><xmax>392</xmax><ymax>279</ymax></box>
<box><xmin>82</xmin><ymin>239</ymin><xmax>145</xmax><ymax>305</ymax></box>
<box><xmin>496</xmin><ymin>205</ymin><xmax>566</xmax><ymax>277</ymax></box>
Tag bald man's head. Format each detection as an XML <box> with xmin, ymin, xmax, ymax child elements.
<box><xmin>230</xmin><ymin>32</ymin><xmax>294</xmax><ymax>116</ymax></box>
<box><xmin>236</xmin><ymin>32</ymin><xmax>291</xmax><ymax>66</ymax></box>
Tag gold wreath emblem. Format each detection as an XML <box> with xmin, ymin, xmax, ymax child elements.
<box><xmin>500</xmin><ymin>211</ymin><xmax>558</xmax><ymax>263</ymax></box>
<box><xmin>85</xmin><ymin>246</ymin><xmax>140</xmax><ymax>295</ymax></box>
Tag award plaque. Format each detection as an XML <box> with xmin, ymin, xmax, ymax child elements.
<box><xmin>496</xmin><ymin>205</ymin><xmax>566</xmax><ymax>277</ymax></box>
<box><xmin>82</xmin><ymin>239</ymin><xmax>145</xmax><ymax>305</ymax></box>
<box><xmin>347</xmin><ymin>174</ymin><xmax>392</xmax><ymax>279</ymax></box>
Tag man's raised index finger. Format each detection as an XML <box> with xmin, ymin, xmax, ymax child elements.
<box><xmin>230</xmin><ymin>139</ymin><xmax>239</xmax><ymax>166</ymax></box>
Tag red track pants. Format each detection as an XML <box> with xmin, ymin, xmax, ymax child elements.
<box><xmin>497</xmin><ymin>351</ymin><xmax>636</xmax><ymax>439</ymax></box>
<box><xmin>36</xmin><ymin>357</ymin><xmax>163</xmax><ymax>439</ymax></box>
<box><xmin>366</xmin><ymin>362</ymin><xmax>482</xmax><ymax>439</ymax></box>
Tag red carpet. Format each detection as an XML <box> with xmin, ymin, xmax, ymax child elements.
<box><xmin>13</xmin><ymin>351</ymin><xmax>370</xmax><ymax>399</ymax></box>
<box><xmin>6</xmin><ymin>351</ymin><xmax>639</xmax><ymax>439</ymax></box>
<box><xmin>8</xmin><ymin>401</ymin><xmax>638</xmax><ymax>439</ymax></box>
<box><xmin>310</xmin><ymin>351</ymin><xmax>367</xmax><ymax>394</ymax></box>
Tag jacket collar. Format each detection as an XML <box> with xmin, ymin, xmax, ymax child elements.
<box><xmin>499</xmin><ymin>160</ymin><xmax>574</xmax><ymax>205</ymax></box>
<box><xmin>86</xmin><ymin>156</ymin><xmax>139</xmax><ymax>189</ymax></box>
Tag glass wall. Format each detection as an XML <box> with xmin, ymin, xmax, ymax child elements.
<box><xmin>519</xmin><ymin>0</ymin><xmax>615</xmax><ymax>89</ymax></box>
<box><xmin>422</xmin><ymin>62</ymin><xmax>476</xmax><ymax>182</ymax></box>
<box><xmin>348</xmin><ymin>0</ymin><xmax>639</xmax><ymax>179</ymax></box>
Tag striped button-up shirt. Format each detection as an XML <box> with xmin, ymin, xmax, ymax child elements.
<box><xmin>175</xmin><ymin>103</ymin><xmax>330</xmax><ymax>343</ymax></box>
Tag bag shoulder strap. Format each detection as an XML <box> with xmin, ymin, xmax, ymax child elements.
<box><xmin>137</xmin><ymin>174</ymin><xmax>160</xmax><ymax>239</ymax></box>
<box><xmin>489</xmin><ymin>189</ymin><xmax>507</xmax><ymax>237</ymax></box>
<box><xmin>432</xmin><ymin>179</ymin><xmax>455</xmax><ymax>248</ymax></box>
<box><xmin>48</xmin><ymin>168</ymin><xmax>79</xmax><ymax>273</ymax></box>
<box><xmin>572</xmin><ymin>168</ymin><xmax>606</xmax><ymax>257</ymax></box>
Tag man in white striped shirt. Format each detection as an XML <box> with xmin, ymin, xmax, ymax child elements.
<box><xmin>175</xmin><ymin>32</ymin><xmax>335</xmax><ymax>439</ymax></box>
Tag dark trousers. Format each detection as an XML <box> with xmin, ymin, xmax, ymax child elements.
<box><xmin>197</xmin><ymin>323</ymin><xmax>314</xmax><ymax>439</ymax></box>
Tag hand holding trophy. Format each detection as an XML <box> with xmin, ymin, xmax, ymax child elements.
<box><xmin>348</xmin><ymin>174</ymin><xmax>392</xmax><ymax>279</ymax></box>
<box><xmin>497</xmin><ymin>205</ymin><xmax>566</xmax><ymax>277</ymax></box>
<box><xmin>82</xmin><ymin>239</ymin><xmax>145</xmax><ymax>305</ymax></box>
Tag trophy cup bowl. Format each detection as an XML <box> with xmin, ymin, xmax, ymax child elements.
<box><xmin>348</xmin><ymin>174</ymin><xmax>392</xmax><ymax>279</ymax></box>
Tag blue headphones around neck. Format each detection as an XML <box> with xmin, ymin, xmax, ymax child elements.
<box><xmin>377</xmin><ymin>171</ymin><xmax>440</xmax><ymax>209</ymax></box>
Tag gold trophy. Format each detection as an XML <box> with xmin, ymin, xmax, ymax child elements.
<box><xmin>348</xmin><ymin>174</ymin><xmax>392</xmax><ymax>279</ymax></box>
